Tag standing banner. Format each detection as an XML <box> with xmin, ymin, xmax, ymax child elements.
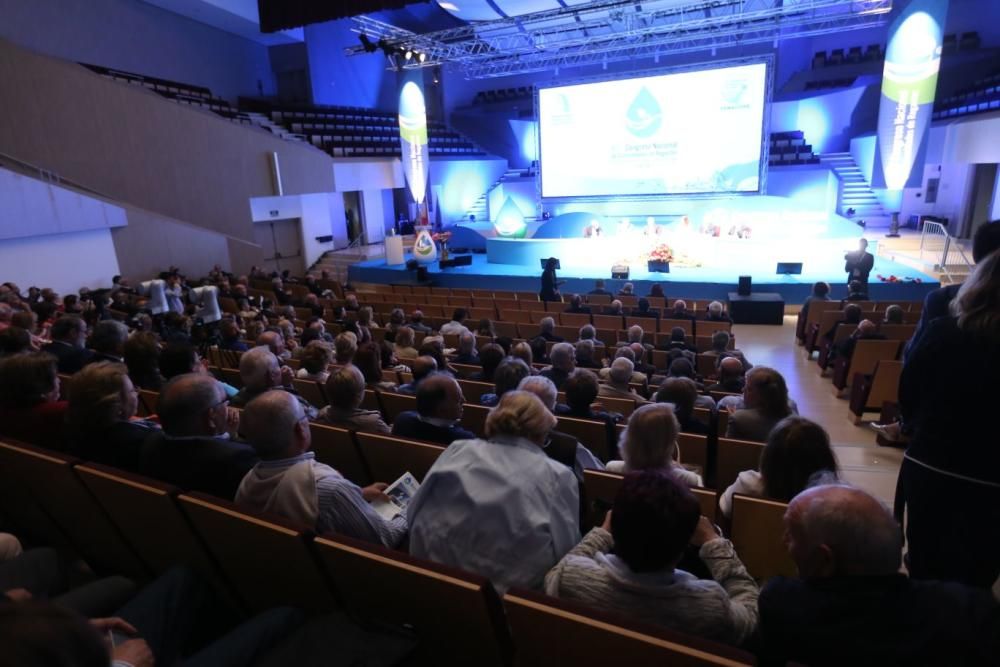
<box><xmin>398</xmin><ymin>79</ymin><xmax>430</xmax><ymax>205</ymax></box>
<box><xmin>874</xmin><ymin>0</ymin><xmax>949</xmax><ymax>191</ymax></box>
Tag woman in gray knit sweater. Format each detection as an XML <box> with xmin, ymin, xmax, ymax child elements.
<box><xmin>544</xmin><ymin>470</ymin><xmax>760</xmax><ymax>646</ymax></box>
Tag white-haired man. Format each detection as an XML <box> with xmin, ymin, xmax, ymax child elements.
<box><xmin>597</xmin><ymin>358</ymin><xmax>648</xmax><ymax>407</ymax></box>
<box><xmin>236</xmin><ymin>390</ymin><xmax>406</xmax><ymax>548</ymax></box>
<box><xmin>541</xmin><ymin>342</ymin><xmax>576</xmax><ymax>390</ymax></box>
<box><xmin>759</xmin><ymin>484</ymin><xmax>999</xmax><ymax>665</ymax></box>
<box><xmin>230</xmin><ymin>346</ymin><xmax>317</xmax><ymax>419</ymax></box>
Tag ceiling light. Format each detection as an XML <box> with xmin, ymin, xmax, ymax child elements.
<box><xmin>419</xmin><ymin>52</ymin><xmax>427</xmax><ymax>63</ymax></box>
<box><xmin>439</xmin><ymin>1</ymin><xmax>459</xmax><ymax>10</ymax></box>
<box><xmin>405</xmin><ymin>50</ymin><xmax>413</xmax><ymax>60</ymax></box>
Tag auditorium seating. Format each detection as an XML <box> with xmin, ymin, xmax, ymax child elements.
<box><xmin>729</xmin><ymin>495</ymin><xmax>797</xmax><ymax>581</ymax></box>
<box><xmin>933</xmin><ymin>65</ymin><xmax>1000</xmax><ymax>120</ymax></box>
<box><xmin>768</xmin><ymin>130</ymin><xmax>819</xmax><ymax>165</ymax></box>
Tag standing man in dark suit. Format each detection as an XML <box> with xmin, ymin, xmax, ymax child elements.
<box><xmin>391</xmin><ymin>374</ymin><xmax>475</xmax><ymax>446</ymax></box>
<box><xmin>844</xmin><ymin>238</ymin><xmax>874</xmax><ymax>288</ymax></box>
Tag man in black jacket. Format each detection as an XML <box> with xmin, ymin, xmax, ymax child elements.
<box><xmin>844</xmin><ymin>238</ymin><xmax>874</xmax><ymax>288</ymax></box>
<box><xmin>42</xmin><ymin>316</ymin><xmax>92</xmax><ymax>373</ymax></box>
<box><xmin>759</xmin><ymin>484</ymin><xmax>999</xmax><ymax>666</ymax></box>
<box><xmin>391</xmin><ymin>373</ymin><xmax>474</xmax><ymax>446</ymax></box>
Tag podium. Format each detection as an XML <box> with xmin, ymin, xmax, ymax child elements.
<box><xmin>385</xmin><ymin>235</ymin><xmax>405</xmax><ymax>266</ymax></box>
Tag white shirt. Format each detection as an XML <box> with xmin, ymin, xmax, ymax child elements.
<box><xmin>719</xmin><ymin>470</ymin><xmax>766</xmax><ymax>518</ymax></box>
<box><xmin>605</xmin><ymin>461</ymin><xmax>703</xmax><ymax>488</ymax></box>
<box><xmin>408</xmin><ymin>434</ymin><xmax>580</xmax><ymax>593</ymax></box>
<box><xmin>439</xmin><ymin>320</ymin><xmax>471</xmax><ymax>337</ymax></box>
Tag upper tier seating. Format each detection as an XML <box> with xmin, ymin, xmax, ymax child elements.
<box><xmin>933</xmin><ymin>65</ymin><xmax>1000</xmax><ymax>120</ymax></box>
<box><xmin>767</xmin><ymin>130</ymin><xmax>819</xmax><ymax>166</ymax></box>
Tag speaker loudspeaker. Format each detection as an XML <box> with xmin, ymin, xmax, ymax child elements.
<box><xmin>738</xmin><ymin>276</ymin><xmax>752</xmax><ymax>296</ymax></box>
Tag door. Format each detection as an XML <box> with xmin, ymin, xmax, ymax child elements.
<box><xmin>253</xmin><ymin>218</ymin><xmax>305</xmax><ymax>276</ymax></box>
<box><xmin>343</xmin><ymin>192</ymin><xmax>363</xmax><ymax>245</ymax></box>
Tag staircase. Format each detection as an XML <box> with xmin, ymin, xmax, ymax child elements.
<box><xmin>820</xmin><ymin>152</ymin><xmax>889</xmax><ymax>226</ymax></box>
<box><xmin>460</xmin><ymin>168</ymin><xmax>533</xmax><ymax>223</ymax></box>
<box><xmin>244</xmin><ymin>112</ymin><xmax>307</xmax><ymax>143</ymax></box>
<box><xmin>310</xmin><ymin>239</ymin><xmax>416</xmax><ymax>283</ymax></box>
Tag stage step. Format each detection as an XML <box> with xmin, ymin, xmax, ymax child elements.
<box><xmin>820</xmin><ymin>152</ymin><xmax>886</xmax><ymax>220</ymax></box>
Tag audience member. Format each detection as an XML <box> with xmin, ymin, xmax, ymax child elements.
<box><xmin>629</xmin><ymin>342</ymin><xmax>658</xmax><ymax>379</ymax></box>
<box><xmin>231</xmin><ymin>347</ymin><xmax>318</xmax><ymax>419</ymax></box>
<box><xmin>605</xmin><ymin>300</ymin><xmax>624</xmax><ymax>316</ymax></box>
<box><xmin>537</xmin><ymin>316</ymin><xmax>563</xmax><ymax>343</ymax></box>
<box><xmin>545</xmin><ymin>470</ymin><xmax>759</xmax><ymax>646</ymax></box>
<box><xmin>883</xmin><ymin>304</ymin><xmax>904</xmax><ymax>325</ymax></box>
<box><xmin>0</xmin><ymin>327</ymin><xmax>31</xmax><ymax>357</ymax></box>
<box><xmin>707</xmin><ymin>357</ymin><xmax>747</xmax><ymax>394</ymax></box>
<box><xmin>574</xmin><ymin>339</ymin><xmax>601</xmax><ymax>369</ymax></box>
<box><xmin>598</xmin><ymin>358</ymin><xmax>648</xmax><ymax>407</ymax></box>
<box><xmin>480</xmin><ymin>356</ymin><xmax>531</xmax><ymax>406</ymax></box>
<box><xmin>41</xmin><ymin>316</ymin><xmax>91</xmax><ymax>373</ymax></box>
<box><xmin>408</xmin><ymin>309</ymin><xmax>433</xmax><ymax>334</ymax></box>
<box><xmin>472</xmin><ymin>343</ymin><xmax>504</xmax><ymax>382</ymax></box>
<box><xmin>440</xmin><ymin>308</ymin><xmax>471</xmax><ymax>336</ymax></box>
<box><xmin>898</xmin><ymin>248</ymin><xmax>1000</xmax><ymax>588</ymax></box>
<box><xmin>705</xmin><ymin>331</ymin><xmax>752</xmax><ymax>373</ymax></box>
<box><xmin>577</xmin><ymin>324</ymin><xmax>604</xmax><ymax>348</ymax></box>
<box><xmin>219</xmin><ymin>319</ymin><xmax>249</xmax><ymax>352</ymax></box>
<box><xmin>654</xmin><ymin>377</ymin><xmax>709</xmax><ymax>436</ymax></box>
<box><xmin>588</xmin><ymin>280</ymin><xmax>611</xmax><ymax>296</ymax></box>
<box><xmin>668</xmin><ymin>300</ymin><xmax>695</xmax><ymax>322</ymax></box>
<box><xmin>648</xmin><ymin>283</ymin><xmax>665</xmax><ymax>298</ymax></box>
<box><xmin>396</xmin><ymin>355</ymin><xmax>437</xmax><ymax>395</ymax></box>
<box><xmin>843</xmin><ymin>279</ymin><xmax>869</xmax><ymax>302</ymax></box>
<box><xmin>318</xmin><ymin>365</ymin><xmax>390</xmax><ymax>434</ymax></box>
<box><xmin>759</xmin><ymin>484</ymin><xmax>1000</xmax><ymax>665</ymax></box>
<box><xmin>800</xmin><ymin>281</ymin><xmax>831</xmax><ymax>325</ymax></box>
<box><xmin>705</xmin><ymin>300</ymin><xmax>733</xmax><ymax>323</ymax></box>
<box><xmin>0</xmin><ymin>352</ymin><xmax>68</xmax><ymax>450</ymax></box>
<box><xmin>257</xmin><ymin>329</ymin><xmax>291</xmax><ymax>361</ymax></box>
<box><xmin>631</xmin><ymin>297</ymin><xmax>658</xmax><ymax>320</ymax></box>
<box><xmin>87</xmin><ymin>320</ymin><xmax>129</xmax><ymax>364</ymax></box>
<box><xmin>123</xmin><ymin>331</ymin><xmax>163</xmax><ymax>391</ymax></box>
<box><xmin>662</xmin><ymin>327</ymin><xmax>696</xmax><ymax>365</ymax></box>
<box><xmin>408</xmin><ymin>391</ymin><xmax>580</xmax><ymax>593</ymax></box>
<box><xmin>540</xmin><ymin>342</ymin><xmax>575</xmax><ymax>389</ymax></box>
<box><xmin>354</xmin><ymin>341</ymin><xmax>397</xmax><ymax>392</ymax></box>
<box><xmin>454</xmin><ymin>332</ymin><xmax>479</xmax><ymax>365</ymax></box>
<box><xmin>237</xmin><ymin>390</ymin><xmax>406</xmax><ymax>547</ymax></box>
<box><xmin>393</xmin><ymin>326</ymin><xmax>419</xmax><ymax>360</ymax></box>
<box><xmin>565</xmin><ymin>294</ymin><xmax>591</xmax><ymax>314</ymax></box>
<box><xmin>510</xmin><ymin>340</ymin><xmax>534</xmax><ymax>369</ymax></box>
<box><xmin>391</xmin><ymin>373</ymin><xmax>474</xmax><ymax>445</ymax></box>
<box><xmin>617</xmin><ymin>283</ymin><xmax>634</xmax><ymax>297</ymax></box>
<box><xmin>418</xmin><ymin>338</ymin><xmax>453</xmax><ymax>376</ymax></box>
<box><xmin>333</xmin><ymin>332</ymin><xmax>358</xmax><ymax>365</ymax></box>
<box><xmin>296</xmin><ymin>340</ymin><xmax>334</xmax><ymax>383</ymax></box>
<box><xmin>476</xmin><ymin>318</ymin><xmax>496</xmax><ymax>339</ymax></box>
<box><xmin>719</xmin><ymin>416</ymin><xmax>838</xmax><ymax>517</ymax></box>
<box><xmin>68</xmin><ymin>362</ymin><xmax>159</xmax><ymax>470</ymax></box>
<box><xmin>726</xmin><ymin>367</ymin><xmax>793</xmax><ymax>442</ymax></box>
<box><xmin>139</xmin><ymin>373</ymin><xmax>256</xmax><ymax>499</ymax></box>
<box><xmin>555</xmin><ymin>369</ymin><xmax>622</xmax><ymax>423</ymax></box>
<box><xmin>518</xmin><ymin>375</ymin><xmax>604</xmax><ymax>477</ymax></box>
<box><xmin>606</xmin><ymin>403</ymin><xmax>702</xmax><ymax>487</ymax></box>
<box><xmin>830</xmin><ymin>318</ymin><xmax>885</xmax><ymax>362</ymax></box>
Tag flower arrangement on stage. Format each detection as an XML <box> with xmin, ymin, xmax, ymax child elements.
<box><xmin>431</xmin><ymin>231</ymin><xmax>452</xmax><ymax>244</ymax></box>
<box><xmin>648</xmin><ymin>243</ymin><xmax>674</xmax><ymax>263</ymax></box>
<box><xmin>876</xmin><ymin>274</ymin><xmax>923</xmax><ymax>284</ymax></box>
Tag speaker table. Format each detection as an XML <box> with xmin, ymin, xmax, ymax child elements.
<box><xmin>727</xmin><ymin>292</ymin><xmax>785</xmax><ymax>325</ymax></box>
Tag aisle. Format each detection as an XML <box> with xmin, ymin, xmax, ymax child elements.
<box><xmin>731</xmin><ymin>317</ymin><xmax>902</xmax><ymax>504</ymax></box>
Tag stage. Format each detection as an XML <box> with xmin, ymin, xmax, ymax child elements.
<box><xmin>349</xmin><ymin>236</ymin><xmax>938</xmax><ymax>304</ymax></box>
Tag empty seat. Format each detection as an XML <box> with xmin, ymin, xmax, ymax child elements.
<box><xmin>309</xmin><ymin>423</ymin><xmax>371</xmax><ymax>486</ymax></box>
<box><xmin>729</xmin><ymin>494</ymin><xmax>796</xmax><ymax>580</ymax></box>
<box><xmin>353</xmin><ymin>432</ymin><xmax>445</xmax><ymax>483</ymax></box>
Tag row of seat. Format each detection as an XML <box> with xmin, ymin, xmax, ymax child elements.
<box><xmin>0</xmin><ymin>436</ymin><xmax>771</xmax><ymax>665</ymax></box>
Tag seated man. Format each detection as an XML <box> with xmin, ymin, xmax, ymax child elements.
<box><xmin>537</xmin><ymin>316</ymin><xmax>564</xmax><ymax>343</ymax></box>
<box><xmin>843</xmin><ymin>280</ymin><xmax>869</xmax><ymax>303</ymax></box>
<box><xmin>598</xmin><ymin>358</ymin><xmax>649</xmax><ymax>408</ymax></box>
<box><xmin>407</xmin><ymin>309</ymin><xmax>433</xmax><ymax>334</ymax></box>
<box><xmin>574</xmin><ymin>339</ymin><xmax>602</xmax><ymax>370</ymax></box>
<box><xmin>540</xmin><ymin>342</ymin><xmax>576</xmax><ymax>389</ymax></box>
<box><xmin>577</xmin><ymin>324</ymin><xmax>605</xmax><ymax>348</ymax></box>
<box><xmin>519</xmin><ymin>375</ymin><xmax>603</xmax><ymax>478</ymax></box>
<box><xmin>545</xmin><ymin>470</ymin><xmax>759</xmax><ymax>646</ymax></box>
<box><xmin>42</xmin><ymin>316</ymin><xmax>91</xmax><ymax>374</ymax></box>
<box><xmin>333</xmin><ymin>331</ymin><xmax>357</xmax><ymax>365</ymax></box>
<box><xmin>231</xmin><ymin>346</ymin><xmax>318</xmax><ymax>420</ymax></box>
<box><xmin>556</xmin><ymin>369</ymin><xmax>622</xmax><ymax>424</ymax></box>
<box><xmin>471</xmin><ymin>343</ymin><xmax>504</xmax><ymax>382</ymax></box>
<box><xmin>139</xmin><ymin>373</ymin><xmax>258</xmax><ymax>499</ymax></box>
<box><xmin>480</xmin><ymin>356</ymin><xmax>531</xmax><ymax>407</ymax></box>
<box><xmin>628</xmin><ymin>342</ymin><xmax>658</xmax><ymax>380</ymax></box>
<box><xmin>630</xmin><ymin>298</ymin><xmax>659</xmax><ymax>321</ymax></box>
<box><xmin>319</xmin><ymin>365</ymin><xmax>390</xmax><ymax>434</ymax></box>
<box><xmin>391</xmin><ymin>373</ymin><xmax>475</xmax><ymax>445</ymax></box>
<box><xmin>604</xmin><ymin>300</ymin><xmax>624</xmax><ymax>316</ymax></box>
<box><xmin>257</xmin><ymin>329</ymin><xmax>292</xmax><ymax>362</ymax></box>
<box><xmin>667</xmin><ymin>300</ymin><xmax>696</xmax><ymax>322</ymax></box>
<box><xmin>883</xmin><ymin>304</ymin><xmax>905</xmax><ymax>325</ymax></box>
<box><xmin>704</xmin><ymin>330</ymin><xmax>752</xmax><ymax>373</ymax></box>
<box><xmin>588</xmin><ymin>280</ymin><xmax>611</xmax><ymax>296</ymax></box>
<box><xmin>598</xmin><ymin>347</ymin><xmax>647</xmax><ymax>385</ymax></box>
<box><xmin>704</xmin><ymin>300</ymin><xmax>733</xmax><ymax>323</ymax></box>
<box><xmin>218</xmin><ymin>318</ymin><xmax>249</xmax><ymax>352</ymax></box>
<box><xmin>564</xmin><ymin>294</ymin><xmax>591</xmax><ymax>314</ymax></box>
<box><xmin>396</xmin><ymin>355</ymin><xmax>437</xmax><ymax>395</ymax></box>
<box><xmin>616</xmin><ymin>325</ymin><xmax>653</xmax><ymax>352</ymax></box>
<box><xmin>237</xmin><ymin>390</ymin><xmax>406</xmax><ymax>547</ymax></box>
<box><xmin>87</xmin><ymin>320</ymin><xmax>128</xmax><ymax>364</ymax></box>
<box><xmin>707</xmin><ymin>356</ymin><xmax>747</xmax><ymax>394</ymax></box>
<box><xmin>759</xmin><ymin>484</ymin><xmax>1000</xmax><ymax>665</ymax></box>
<box><xmin>439</xmin><ymin>308</ymin><xmax>471</xmax><ymax>336</ymax></box>
<box><xmin>830</xmin><ymin>318</ymin><xmax>885</xmax><ymax>363</ymax></box>
<box><xmin>453</xmin><ymin>332</ymin><xmax>479</xmax><ymax>365</ymax></box>
<box><xmin>667</xmin><ymin>358</ymin><xmax>715</xmax><ymax>410</ymax></box>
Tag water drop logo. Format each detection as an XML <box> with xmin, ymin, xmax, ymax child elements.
<box><xmin>625</xmin><ymin>87</ymin><xmax>662</xmax><ymax>138</ymax></box>
<box><xmin>721</xmin><ymin>78</ymin><xmax>748</xmax><ymax>106</ymax></box>
<box><xmin>493</xmin><ymin>197</ymin><xmax>527</xmax><ymax>239</ymax></box>
<box><xmin>413</xmin><ymin>229</ymin><xmax>438</xmax><ymax>263</ymax></box>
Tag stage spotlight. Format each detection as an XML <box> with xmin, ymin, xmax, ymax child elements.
<box><xmin>405</xmin><ymin>50</ymin><xmax>413</xmax><ymax>60</ymax></box>
<box><xmin>419</xmin><ymin>52</ymin><xmax>427</xmax><ymax>63</ymax></box>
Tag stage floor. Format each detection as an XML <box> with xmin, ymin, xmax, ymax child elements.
<box><xmin>350</xmin><ymin>245</ymin><xmax>939</xmax><ymax>304</ymax></box>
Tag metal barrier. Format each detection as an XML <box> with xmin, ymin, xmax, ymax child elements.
<box><xmin>919</xmin><ymin>220</ymin><xmax>972</xmax><ymax>283</ymax></box>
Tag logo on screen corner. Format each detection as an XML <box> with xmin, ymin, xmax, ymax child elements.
<box><xmin>625</xmin><ymin>87</ymin><xmax>662</xmax><ymax>138</ymax></box>
<box><xmin>720</xmin><ymin>79</ymin><xmax>750</xmax><ymax>109</ymax></box>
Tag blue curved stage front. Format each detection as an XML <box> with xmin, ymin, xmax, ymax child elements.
<box><xmin>350</xmin><ymin>204</ymin><xmax>938</xmax><ymax>304</ymax></box>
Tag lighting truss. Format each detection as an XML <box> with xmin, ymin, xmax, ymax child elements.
<box><xmin>346</xmin><ymin>0</ymin><xmax>892</xmax><ymax>79</ymax></box>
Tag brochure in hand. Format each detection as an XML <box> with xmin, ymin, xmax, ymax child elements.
<box><xmin>371</xmin><ymin>472</ymin><xmax>420</xmax><ymax>520</ymax></box>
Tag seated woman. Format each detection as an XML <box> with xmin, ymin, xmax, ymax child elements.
<box><xmin>296</xmin><ymin>340</ymin><xmax>334</xmax><ymax>383</ymax></box>
<box><xmin>318</xmin><ymin>365</ymin><xmax>390</xmax><ymax>434</ymax></box>
<box><xmin>654</xmin><ymin>377</ymin><xmax>710</xmax><ymax>436</ymax></box>
<box><xmin>123</xmin><ymin>331</ymin><xmax>163</xmax><ymax>391</ymax></box>
<box><xmin>408</xmin><ymin>391</ymin><xmax>580</xmax><ymax>593</ymax></box>
<box><xmin>354</xmin><ymin>341</ymin><xmax>398</xmax><ymax>392</ymax></box>
<box><xmin>0</xmin><ymin>352</ymin><xmax>68</xmax><ymax>450</ymax></box>
<box><xmin>67</xmin><ymin>362</ymin><xmax>160</xmax><ymax>470</ymax></box>
<box><xmin>719</xmin><ymin>416</ymin><xmax>839</xmax><ymax>518</ymax></box>
<box><xmin>480</xmin><ymin>357</ymin><xmax>531</xmax><ymax>407</ymax></box>
<box><xmin>606</xmin><ymin>403</ymin><xmax>703</xmax><ymax>487</ymax></box>
<box><xmin>545</xmin><ymin>470</ymin><xmax>759</xmax><ymax>646</ymax></box>
<box><xmin>726</xmin><ymin>367</ymin><xmax>794</xmax><ymax>442</ymax></box>
<box><xmin>379</xmin><ymin>339</ymin><xmax>410</xmax><ymax>375</ymax></box>
<box><xmin>392</xmin><ymin>326</ymin><xmax>419</xmax><ymax>360</ymax></box>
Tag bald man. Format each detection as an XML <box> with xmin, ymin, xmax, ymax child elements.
<box><xmin>391</xmin><ymin>373</ymin><xmax>474</xmax><ymax>446</ymax></box>
<box><xmin>759</xmin><ymin>484</ymin><xmax>1000</xmax><ymax>666</ymax></box>
<box><xmin>707</xmin><ymin>356</ymin><xmax>746</xmax><ymax>394</ymax></box>
<box><xmin>396</xmin><ymin>355</ymin><xmax>437</xmax><ymax>395</ymax></box>
<box><xmin>236</xmin><ymin>390</ymin><xmax>406</xmax><ymax>547</ymax></box>
<box><xmin>138</xmin><ymin>373</ymin><xmax>258</xmax><ymax>499</ymax></box>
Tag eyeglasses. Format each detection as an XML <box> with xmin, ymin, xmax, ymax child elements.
<box><xmin>209</xmin><ymin>396</ymin><xmax>230</xmax><ymax>410</ymax></box>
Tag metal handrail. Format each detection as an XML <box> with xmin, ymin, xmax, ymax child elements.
<box><xmin>920</xmin><ymin>220</ymin><xmax>973</xmax><ymax>283</ymax></box>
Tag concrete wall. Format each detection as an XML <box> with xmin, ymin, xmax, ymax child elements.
<box><xmin>0</xmin><ymin>38</ymin><xmax>335</xmax><ymax>252</ymax></box>
<box><xmin>0</xmin><ymin>228</ymin><xmax>121</xmax><ymax>294</ymax></box>
<box><xmin>0</xmin><ymin>0</ymin><xmax>275</xmax><ymax>101</ymax></box>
